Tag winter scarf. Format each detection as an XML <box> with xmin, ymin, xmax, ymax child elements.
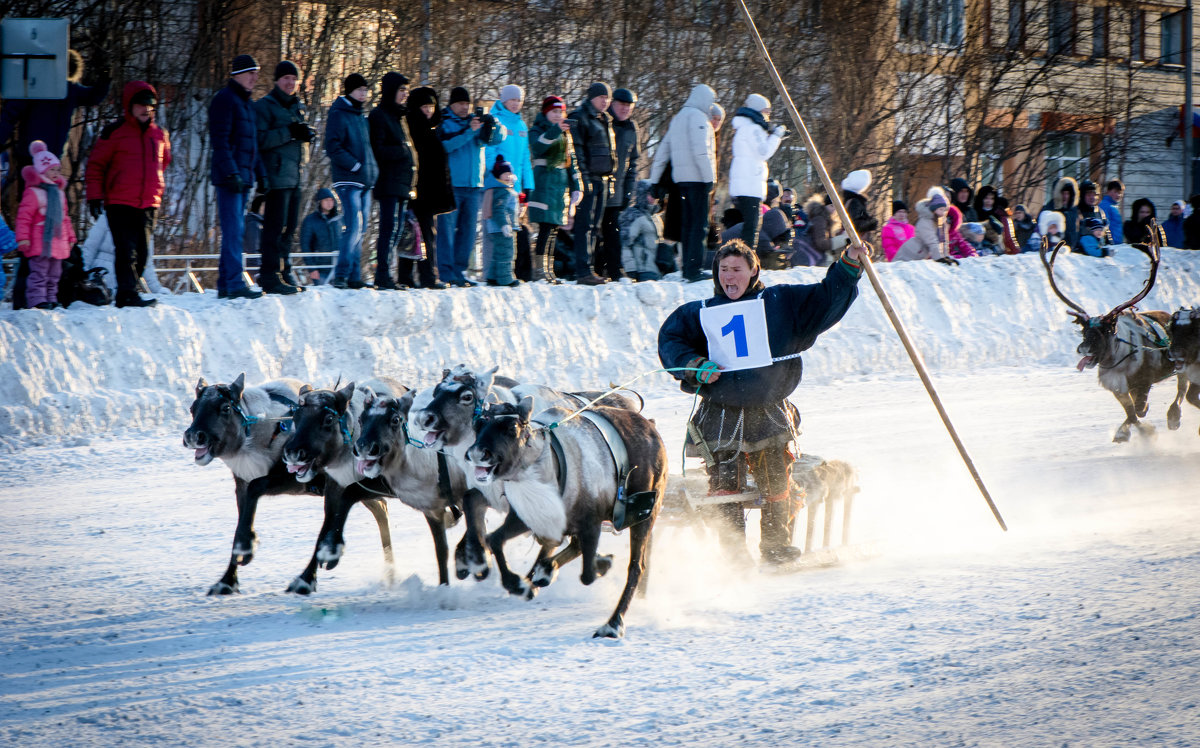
<box><xmin>37</xmin><ymin>182</ymin><xmax>64</xmax><ymax>257</ymax></box>
<box><xmin>733</xmin><ymin>106</ymin><xmax>771</xmax><ymax>133</ymax></box>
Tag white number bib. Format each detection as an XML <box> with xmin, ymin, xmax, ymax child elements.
<box><xmin>699</xmin><ymin>298</ymin><xmax>773</xmax><ymax>372</ymax></box>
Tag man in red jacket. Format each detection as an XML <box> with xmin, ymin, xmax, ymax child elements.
<box><xmin>86</xmin><ymin>81</ymin><xmax>171</xmax><ymax>308</ymax></box>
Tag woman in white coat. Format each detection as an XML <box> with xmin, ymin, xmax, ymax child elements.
<box><xmin>729</xmin><ymin>93</ymin><xmax>786</xmax><ymax>249</ymax></box>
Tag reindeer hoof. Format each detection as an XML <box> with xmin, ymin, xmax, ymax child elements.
<box><xmin>594</xmin><ymin>554</ymin><xmax>614</xmax><ymax>578</ymax></box>
<box><xmin>316</xmin><ymin>542</ymin><xmax>344</xmax><ymax>570</ymax></box>
<box><xmin>593</xmin><ymin>619</ymin><xmax>625</xmax><ymax>639</ymax></box>
<box><xmin>1113</xmin><ymin>430</ymin><xmax>1131</xmax><ymax>443</ymax></box>
<box><xmin>286</xmin><ymin>576</ymin><xmax>316</xmax><ymax>595</ymax></box>
<box><xmin>207</xmin><ymin>581</ymin><xmax>239</xmax><ymax>596</ymax></box>
<box><xmin>529</xmin><ymin>561</ymin><xmax>557</xmax><ymax>588</ymax></box>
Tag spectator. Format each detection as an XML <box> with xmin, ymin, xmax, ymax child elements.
<box><xmin>620</xmin><ymin>180</ymin><xmax>663</xmax><ymax>281</ymax></box>
<box><xmin>209</xmin><ymin>54</ymin><xmax>266</xmax><ymax>300</ymax></box>
<box><xmin>483</xmin><ymin>85</ymin><xmax>533</xmax><ymax>279</ymax></box>
<box><xmin>438</xmin><ymin>86</ymin><xmax>504</xmax><ymax>288</ymax></box>
<box><xmin>804</xmin><ymin>193</ymin><xmax>840</xmax><ymax>264</ymax></box>
<box><xmin>405</xmin><ymin>87</ymin><xmax>457</xmax><ymax>285</ymax></box>
<box><xmin>1123</xmin><ymin>198</ymin><xmax>1159</xmax><ymax>245</ymax></box>
<box><xmin>945</xmin><ymin>205</ymin><xmax>978</xmax><ymax>259</ymax></box>
<box><xmin>527</xmin><ymin>96</ymin><xmax>581</xmax><ymax>284</ymax></box>
<box><xmin>1185</xmin><ymin>194</ymin><xmax>1200</xmax><ymax>249</ymax></box>
<box><xmin>0</xmin><ymin>212</ymin><xmax>17</xmax><ymax>291</ymax></box>
<box><xmin>960</xmin><ymin>221</ymin><xmax>985</xmax><ymax>255</ymax></box>
<box><xmin>841</xmin><ymin>169</ymin><xmax>879</xmax><ymax>240</ymax></box>
<box><xmin>299</xmin><ymin>188</ymin><xmax>343</xmax><ymax>284</ymax></box>
<box><xmin>254</xmin><ymin>60</ymin><xmax>313</xmax><ymax>295</ymax></box>
<box><xmin>567</xmin><ymin>82</ymin><xmax>618</xmax><ymax>285</ymax></box>
<box><xmin>991</xmin><ymin>196</ymin><xmax>1022</xmax><ymax>254</ymax></box>
<box><xmin>1040</xmin><ymin>176</ymin><xmax>1080</xmax><ymax>249</ymax></box>
<box><xmin>1078</xmin><ymin>216</ymin><xmax>1110</xmax><ymax>257</ymax></box>
<box><xmin>243</xmin><ymin>194</ymin><xmax>265</xmax><ymax>255</ymax></box>
<box><xmin>780</xmin><ymin>188</ymin><xmax>797</xmax><ymax>220</ymax></box>
<box><xmin>79</xmin><ymin>212</ymin><xmax>164</xmax><ymax>295</ymax></box>
<box><xmin>728</xmin><ymin>93</ymin><xmax>786</xmax><ymax>255</ymax></box>
<box><xmin>85</xmin><ymin>80</ymin><xmax>169</xmax><ymax>308</ymax></box>
<box><xmin>1076</xmin><ymin>181</ymin><xmax>1110</xmax><ymax>247</ymax></box>
<box><xmin>1036</xmin><ymin>210</ymin><xmax>1067</xmax><ymax>251</ymax></box>
<box><xmin>1012</xmin><ymin>204</ymin><xmax>1036</xmax><ymax>250</ymax></box>
<box><xmin>972</xmin><ymin>184</ymin><xmax>997</xmax><ymax>220</ymax></box>
<box><xmin>1100</xmin><ymin>180</ymin><xmax>1125</xmax><ymax>244</ymax></box>
<box><xmin>325</xmin><ymin>73</ymin><xmax>378</xmax><ymax>289</ymax></box>
<box><xmin>719</xmin><ymin>204</ymin><xmax>792</xmax><ymax>268</ymax></box>
<box><xmin>881</xmin><ymin>201</ymin><xmax>914</xmax><ymax>261</ymax></box>
<box><xmin>1164</xmin><ymin>200</ymin><xmax>1186</xmax><ymax>248</ymax></box>
<box><xmin>597</xmin><ymin>87</ymin><xmax>642</xmax><ymax>281</ymax></box>
<box><xmin>709</xmin><ymin>103</ymin><xmax>726</xmax><ymax>133</ymax></box>
<box><xmin>894</xmin><ymin>188</ymin><xmax>954</xmax><ymax>263</ymax></box>
<box><xmin>16</xmin><ymin>142</ymin><xmax>76</xmax><ymax>309</ymax></box>
<box><xmin>369</xmin><ymin>72</ymin><xmax>416</xmax><ymax>290</ymax></box>
<box><xmin>650</xmin><ymin>84</ymin><xmax>719</xmax><ymax>283</ymax></box>
<box><xmin>483</xmin><ymin>156</ymin><xmax>520</xmax><ymax>286</ymax></box>
<box><xmin>948</xmin><ymin>177</ymin><xmax>977</xmax><ymax>221</ymax></box>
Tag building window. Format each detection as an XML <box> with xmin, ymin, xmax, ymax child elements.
<box><xmin>1049</xmin><ymin>0</ymin><xmax>1075</xmax><ymax>56</ymax></box>
<box><xmin>1162</xmin><ymin>10</ymin><xmax>1185</xmax><ymax>65</ymax></box>
<box><xmin>1046</xmin><ymin>133</ymin><xmax>1088</xmax><ymax>192</ymax></box>
<box><xmin>1092</xmin><ymin>5</ymin><xmax>1108</xmax><ymax>58</ymax></box>
<box><xmin>899</xmin><ymin>0</ymin><xmax>965</xmax><ymax>46</ymax></box>
<box><xmin>1131</xmin><ymin>10</ymin><xmax>1146</xmax><ymax>61</ymax></box>
<box><xmin>1007</xmin><ymin>0</ymin><xmax>1026</xmax><ymax>49</ymax></box>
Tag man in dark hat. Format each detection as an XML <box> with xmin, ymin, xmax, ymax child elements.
<box><xmin>594</xmin><ymin>87</ymin><xmax>641</xmax><ymax>281</ymax></box>
<box><xmin>210</xmin><ymin>54</ymin><xmax>267</xmax><ymax>299</ymax></box>
<box><xmin>254</xmin><ymin>60</ymin><xmax>315</xmax><ymax>294</ymax></box>
<box><xmin>567</xmin><ymin>81</ymin><xmax>617</xmax><ymax>285</ymax></box>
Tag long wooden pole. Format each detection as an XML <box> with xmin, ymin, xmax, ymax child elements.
<box><xmin>734</xmin><ymin>0</ymin><xmax>1007</xmax><ymax>531</ymax></box>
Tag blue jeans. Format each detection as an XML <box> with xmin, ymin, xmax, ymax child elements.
<box><xmin>216</xmin><ymin>186</ymin><xmax>248</xmax><ymax>293</ymax></box>
<box><xmin>334</xmin><ymin>185</ymin><xmax>370</xmax><ymax>283</ymax></box>
<box><xmin>437</xmin><ymin>186</ymin><xmax>483</xmax><ymax>283</ymax></box>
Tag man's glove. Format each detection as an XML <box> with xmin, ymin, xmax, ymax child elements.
<box><xmin>288</xmin><ymin>122</ymin><xmax>315</xmax><ymax>142</ymax></box>
<box><xmin>221</xmin><ymin>173</ymin><xmax>248</xmax><ymax>193</ymax></box>
<box><xmin>773</xmin><ymin>125</ymin><xmax>787</xmax><ymax>138</ymax></box>
<box><xmin>935</xmin><ymin>256</ymin><xmax>960</xmax><ymax>266</ymax></box>
<box><xmin>685</xmin><ymin>357</ymin><xmax>721</xmax><ymax>385</ymax></box>
<box><xmin>88</xmin><ymin>199</ymin><xmax>104</xmax><ymax>220</ymax></box>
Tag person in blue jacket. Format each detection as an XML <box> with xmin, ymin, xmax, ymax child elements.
<box><xmin>486</xmin><ymin>85</ymin><xmax>535</xmax><ymax>280</ymax></box>
<box><xmin>658</xmin><ymin>238</ymin><xmax>867</xmax><ymax>565</ymax></box>
<box><xmin>209</xmin><ymin>54</ymin><xmax>268</xmax><ymax>299</ymax></box>
<box><xmin>325</xmin><ymin>73</ymin><xmax>379</xmax><ymax>288</ymax></box>
<box><xmin>437</xmin><ymin>87</ymin><xmax>505</xmax><ymax>286</ymax></box>
<box><xmin>1100</xmin><ymin>180</ymin><xmax>1124</xmax><ymax>245</ymax></box>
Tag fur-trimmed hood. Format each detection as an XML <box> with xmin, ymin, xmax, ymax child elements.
<box><xmin>1050</xmin><ymin>176</ymin><xmax>1079</xmax><ymax>211</ymax></box>
<box><xmin>1039</xmin><ymin>210</ymin><xmax>1067</xmax><ymax>237</ymax></box>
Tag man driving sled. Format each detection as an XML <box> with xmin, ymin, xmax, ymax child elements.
<box><xmin>658</xmin><ymin>238</ymin><xmax>866</xmax><ymax>564</ymax></box>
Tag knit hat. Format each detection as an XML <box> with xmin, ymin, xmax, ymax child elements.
<box><xmin>1084</xmin><ymin>216</ymin><xmax>1107</xmax><ymax>231</ymax></box>
<box><xmin>586</xmin><ymin>81</ymin><xmax>612</xmax><ymax>100</ymax></box>
<box><xmin>613</xmin><ymin>88</ymin><xmax>637</xmax><ymax>104</ymax></box>
<box><xmin>765</xmin><ymin>179</ymin><xmax>781</xmax><ymax>205</ymax></box>
<box><xmin>892</xmin><ymin>200</ymin><xmax>907</xmax><ymax>214</ymax></box>
<box><xmin>231</xmin><ymin>54</ymin><xmax>259</xmax><ymax>74</ymax></box>
<box><xmin>709</xmin><ymin>103</ymin><xmax>725</xmax><ymax>126</ymax></box>
<box><xmin>841</xmin><ymin>169</ymin><xmax>872</xmax><ymax>195</ymax></box>
<box><xmin>541</xmin><ymin>96</ymin><xmax>565</xmax><ymax>114</ymax></box>
<box><xmin>343</xmin><ymin>73</ymin><xmax>368</xmax><ymax>95</ymax></box>
<box><xmin>449</xmin><ymin>86</ymin><xmax>471</xmax><ymax>104</ymax></box>
<box><xmin>1015</xmin><ymin>203</ymin><xmax>1028</xmax><ymax>214</ymax></box>
<box><xmin>927</xmin><ymin>192</ymin><xmax>948</xmax><ymax>210</ymax></box>
<box><xmin>744</xmin><ymin>93</ymin><xmax>770</xmax><ymax>112</ymax></box>
<box><xmin>492</xmin><ymin>155</ymin><xmax>513</xmax><ymax>178</ymax></box>
<box><xmin>274</xmin><ymin>60</ymin><xmax>299</xmax><ymax>80</ymax></box>
<box><xmin>961</xmin><ymin>222</ymin><xmax>985</xmax><ymax>240</ymax></box>
<box><xmin>29</xmin><ymin>140</ymin><xmax>60</xmax><ymax>174</ymax></box>
<box><xmin>499</xmin><ymin>84</ymin><xmax>524</xmax><ymax>103</ymax></box>
<box><xmin>1079</xmin><ymin>179</ymin><xmax>1097</xmax><ymax>195</ymax></box>
<box><xmin>408</xmin><ymin>86</ymin><xmax>438</xmax><ymax>110</ymax></box>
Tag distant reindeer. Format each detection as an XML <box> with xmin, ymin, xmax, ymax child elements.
<box><xmin>1167</xmin><ymin>306</ymin><xmax>1200</xmax><ymax>434</ymax></box>
<box><xmin>1040</xmin><ymin>229</ymin><xmax>1188</xmax><ymax>442</ymax></box>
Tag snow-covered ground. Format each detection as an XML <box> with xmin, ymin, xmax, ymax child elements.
<box><xmin>3</xmin><ymin>251</ymin><xmax>1200</xmax><ymax>746</ymax></box>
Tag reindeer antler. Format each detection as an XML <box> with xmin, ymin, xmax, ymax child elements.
<box><xmin>1107</xmin><ymin>222</ymin><xmax>1162</xmax><ymax>320</ymax></box>
<box><xmin>1039</xmin><ymin>236</ymin><xmax>1090</xmax><ymax>320</ymax></box>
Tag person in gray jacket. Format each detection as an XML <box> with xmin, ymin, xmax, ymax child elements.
<box><xmin>255</xmin><ymin>60</ymin><xmax>315</xmax><ymax>294</ymax></box>
<box><xmin>649</xmin><ymin>84</ymin><xmax>719</xmax><ymax>282</ymax></box>
<box><xmin>324</xmin><ymin>73</ymin><xmax>378</xmax><ymax>288</ymax></box>
<box><xmin>299</xmin><ymin>187</ymin><xmax>343</xmax><ymax>284</ymax></box>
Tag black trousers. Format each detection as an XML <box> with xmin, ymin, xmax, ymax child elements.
<box><xmin>259</xmin><ymin>187</ymin><xmax>301</xmax><ymax>285</ymax></box>
<box><xmin>572</xmin><ymin>178</ymin><xmax>609</xmax><ymax>277</ymax></box>
<box><xmin>400</xmin><ymin>207</ymin><xmax>441</xmax><ymax>287</ymax></box>
<box><xmin>734</xmin><ymin>195</ymin><xmax>762</xmax><ymax>250</ymax></box>
<box><xmin>106</xmin><ymin>204</ymin><xmax>156</xmax><ymax>298</ymax></box>
<box><xmin>514</xmin><ymin>225</ymin><xmax>533</xmax><ymax>282</ymax></box>
<box><xmin>596</xmin><ymin>205</ymin><xmax>624</xmax><ymax>279</ymax></box>
<box><xmin>678</xmin><ymin>181</ymin><xmax>712</xmax><ymax>277</ymax></box>
<box><xmin>375</xmin><ymin>194</ymin><xmax>408</xmax><ymax>285</ymax></box>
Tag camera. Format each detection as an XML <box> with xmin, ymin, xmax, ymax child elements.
<box><xmin>474</xmin><ymin>106</ymin><xmax>484</xmax><ymax>118</ymax></box>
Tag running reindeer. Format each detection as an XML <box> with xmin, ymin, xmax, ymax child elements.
<box><xmin>1041</xmin><ymin>228</ymin><xmax>1188</xmax><ymax>442</ymax></box>
<box><xmin>467</xmin><ymin>397</ymin><xmax>666</xmax><ymax>638</ymax></box>
<box><xmin>183</xmin><ymin>374</ymin><xmax>393</xmax><ymax>595</ymax></box>
<box><xmin>1167</xmin><ymin>306</ymin><xmax>1200</xmax><ymax>433</ymax></box>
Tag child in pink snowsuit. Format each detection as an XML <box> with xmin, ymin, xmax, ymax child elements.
<box><xmin>16</xmin><ymin>141</ymin><xmax>76</xmax><ymax>309</ymax></box>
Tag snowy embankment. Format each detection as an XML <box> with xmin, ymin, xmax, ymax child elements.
<box><xmin>2</xmin><ymin>249</ymin><xmax>1199</xmax><ymax>451</ymax></box>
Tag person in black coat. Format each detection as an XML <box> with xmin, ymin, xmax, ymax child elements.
<box><xmin>1124</xmin><ymin>197</ymin><xmax>1163</xmax><ymax>245</ymax></box>
<box><xmin>658</xmin><ymin>238</ymin><xmax>866</xmax><ymax>565</ymax></box>
<box><xmin>596</xmin><ymin>88</ymin><xmax>641</xmax><ymax>281</ymax></box>
<box><xmin>404</xmin><ymin>86</ymin><xmax>454</xmax><ymax>287</ymax></box>
<box><xmin>369</xmin><ymin>72</ymin><xmax>417</xmax><ymax>289</ymax></box>
<box><xmin>1185</xmin><ymin>194</ymin><xmax>1200</xmax><ymax>249</ymax></box>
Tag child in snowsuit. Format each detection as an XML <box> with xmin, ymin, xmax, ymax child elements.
<box><xmin>959</xmin><ymin>221</ymin><xmax>986</xmax><ymax>255</ymax></box>
<box><xmin>620</xmin><ymin>180</ymin><xmax>663</xmax><ymax>281</ymax></box>
<box><xmin>1077</xmin><ymin>216</ymin><xmax>1109</xmax><ymax>257</ymax></box>
<box><xmin>881</xmin><ymin>200</ymin><xmax>914</xmax><ymax>261</ymax></box>
<box><xmin>1032</xmin><ymin>210</ymin><xmax>1067</xmax><ymax>252</ymax></box>
<box><xmin>16</xmin><ymin>141</ymin><xmax>77</xmax><ymax>309</ymax></box>
<box><xmin>484</xmin><ymin>155</ymin><xmax>520</xmax><ymax>286</ymax></box>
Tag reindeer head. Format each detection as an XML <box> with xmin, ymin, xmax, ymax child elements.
<box><xmin>410</xmin><ymin>364</ymin><xmax>501</xmax><ymax>451</ymax></box>
<box><xmin>183</xmin><ymin>373</ymin><xmax>248</xmax><ymax>465</ymax></box>
<box><xmin>1040</xmin><ymin>228</ymin><xmax>1161</xmax><ymax>370</ymax></box>
<box><xmin>354</xmin><ymin>389</ymin><xmax>414</xmax><ymax>478</ymax></box>
<box><xmin>465</xmin><ymin>397</ymin><xmax>537</xmax><ymax>484</ymax></box>
<box><xmin>282</xmin><ymin>382</ymin><xmax>356</xmax><ymax>482</ymax></box>
<box><xmin>1168</xmin><ymin>307</ymin><xmax>1200</xmax><ymax>371</ymax></box>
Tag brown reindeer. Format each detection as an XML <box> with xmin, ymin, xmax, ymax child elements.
<box><xmin>1167</xmin><ymin>307</ymin><xmax>1200</xmax><ymax>434</ymax></box>
<box><xmin>1040</xmin><ymin>227</ymin><xmax>1188</xmax><ymax>442</ymax></box>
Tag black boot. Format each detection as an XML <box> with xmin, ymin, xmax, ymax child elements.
<box><xmin>759</xmin><ymin>500</ymin><xmax>802</xmax><ymax>564</ymax></box>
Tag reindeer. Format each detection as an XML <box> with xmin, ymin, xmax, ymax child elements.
<box><xmin>1041</xmin><ymin>230</ymin><xmax>1188</xmax><ymax>442</ymax></box>
<box><xmin>467</xmin><ymin>398</ymin><xmax>667</xmax><ymax>638</ymax></box>
<box><xmin>182</xmin><ymin>374</ymin><xmax>392</xmax><ymax>595</ymax></box>
<box><xmin>1167</xmin><ymin>306</ymin><xmax>1200</xmax><ymax>434</ymax></box>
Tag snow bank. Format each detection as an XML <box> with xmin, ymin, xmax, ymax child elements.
<box><xmin>3</xmin><ymin>249</ymin><xmax>1200</xmax><ymax>450</ymax></box>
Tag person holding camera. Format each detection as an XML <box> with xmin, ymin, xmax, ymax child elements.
<box><xmin>254</xmin><ymin>61</ymin><xmax>315</xmax><ymax>294</ymax></box>
<box><xmin>437</xmin><ymin>86</ymin><xmax>506</xmax><ymax>287</ymax></box>
<box><xmin>209</xmin><ymin>54</ymin><xmax>268</xmax><ymax>299</ymax></box>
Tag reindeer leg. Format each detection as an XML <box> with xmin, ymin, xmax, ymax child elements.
<box><xmin>1187</xmin><ymin>382</ymin><xmax>1200</xmax><ymax>436</ymax></box>
<box><xmin>361</xmin><ymin>498</ymin><xmax>394</xmax><ymax>585</ymax></box>
<box><xmin>1132</xmin><ymin>386</ymin><xmax>1157</xmax><ymax>437</ymax></box>
<box><xmin>636</xmin><ymin>528</ymin><xmax>654</xmax><ymax>600</ymax></box>
<box><xmin>288</xmin><ymin>486</ymin><xmax>342</xmax><ymax>595</ymax></box>
<box><xmin>594</xmin><ymin>516</ymin><xmax>655</xmax><ymax>639</ymax></box>
<box><xmin>455</xmin><ymin>488</ymin><xmax>491</xmax><ymax>581</ymax></box>
<box><xmin>578</xmin><ymin>523</ymin><xmax>605</xmax><ymax>586</ymax></box>
<box><xmin>209</xmin><ymin>476</ymin><xmax>261</xmax><ymax>595</ymax></box>
<box><xmin>529</xmin><ymin>538</ymin><xmax>577</xmax><ymax>588</ymax></box>
<box><xmin>425</xmin><ymin>512</ymin><xmax>451</xmax><ymax>586</ymax></box>
<box><xmin>1168</xmin><ymin>374</ymin><xmax>1188</xmax><ymax>430</ymax></box>
<box><xmin>1113</xmin><ymin>392</ymin><xmax>1139</xmax><ymax>443</ymax></box>
<box><xmin>317</xmin><ymin>484</ymin><xmax>357</xmax><ymax>570</ymax></box>
<box><xmin>487</xmin><ymin>511</ymin><xmax>533</xmax><ymax>597</ymax></box>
